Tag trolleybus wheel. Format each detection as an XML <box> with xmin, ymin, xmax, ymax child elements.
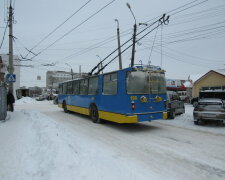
<box><xmin>63</xmin><ymin>101</ymin><xmax>68</xmax><ymax>113</ymax></box>
<box><xmin>90</xmin><ymin>105</ymin><xmax>101</xmax><ymax>123</ymax></box>
<box><xmin>169</xmin><ymin>110</ymin><xmax>175</xmax><ymax>119</ymax></box>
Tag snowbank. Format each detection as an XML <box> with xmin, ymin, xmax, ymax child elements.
<box><xmin>0</xmin><ymin>110</ymin><xmax>159</xmax><ymax>180</ymax></box>
<box><xmin>15</xmin><ymin>97</ymin><xmax>37</xmax><ymax>105</ymax></box>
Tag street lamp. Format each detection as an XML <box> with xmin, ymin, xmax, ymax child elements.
<box><xmin>65</xmin><ymin>63</ymin><xmax>73</xmax><ymax>80</ymax></box>
<box><xmin>126</xmin><ymin>3</ymin><xmax>137</xmax><ymax>67</ymax></box>
<box><xmin>115</xmin><ymin>19</ymin><xmax>122</xmax><ymax>70</ymax></box>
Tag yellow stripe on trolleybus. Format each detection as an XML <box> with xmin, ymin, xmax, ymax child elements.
<box><xmin>98</xmin><ymin>111</ymin><xmax>137</xmax><ymax>123</ymax></box>
<box><xmin>58</xmin><ymin>104</ymin><xmax>137</xmax><ymax>123</ymax></box>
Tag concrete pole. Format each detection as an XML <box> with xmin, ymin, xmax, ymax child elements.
<box><xmin>131</xmin><ymin>23</ymin><xmax>137</xmax><ymax>67</ymax></box>
<box><xmin>8</xmin><ymin>3</ymin><xmax>14</xmax><ymax>93</ymax></box>
<box><xmin>115</xmin><ymin>19</ymin><xmax>122</xmax><ymax>70</ymax></box>
<box><xmin>79</xmin><ymin>65</ymin><xmax>82</xmax><ymax>78</ymax></box>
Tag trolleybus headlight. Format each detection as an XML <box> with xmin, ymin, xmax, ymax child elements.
<box><xmin>140</xmin><ymin>96</ymin><xmax>147</xmax><ymax>103</ymax></box>
<box><xmin>155</xmin><ymin>96</ymin><xmax>162</xmax><ymax>102</ymax></box>
<box><xmin>131</xmin><ymin>101</ymin><xmax>135</xmax><ymax>110</ymax></box>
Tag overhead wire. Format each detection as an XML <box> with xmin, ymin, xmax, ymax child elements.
<box><xmin>24</xmin><ymin>0</ymin><xmax>93</xmax><ymax>58</ymax></box>
<box><xmin>29</xmin><ymin>0</ymin><xmax>117</xmax><ymax>60</ymax></box>
<box><xmin>65</xmin><ymin>0</ymin><xmax>210</xmax><ymax>67</ymax></box>
<box><xmin>0</xmin><ymin>21</ymin><xmax>8</xmax><ymax>50</ymax></box>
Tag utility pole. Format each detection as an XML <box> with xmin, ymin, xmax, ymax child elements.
<box><xmin>115</xmin><ymin>19</ymin><xmax>122</xmax><ymax>70</ymax></box>
<box><xmin>79</xmin><ymin>65</ymin><xmax>82</xmax><ymax>78</ymax></box>
<box><xmin>8</xmin><ymin>2</ymin><xmax>14</xmax><ymax>93</ymax></box>
<box><xmin>131</xmin><ymin>24</ymin><xmax>137</xmax><ymax>67</ymax></box>
<box><xmin>126</xmin><ymin>3</ymin><xmax>137</xmax><ymax>67</ymax></box>
<box><xmin>65</xmin><ymin>63</ymin><xmax>73</xmax><ymax>80</ymax></box>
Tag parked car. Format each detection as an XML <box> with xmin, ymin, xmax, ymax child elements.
<box><xmin>193</xmin><ymin>98</ymin><xmax>225</xmax><ymax>125</ymax></box>
<box><xmin>35</xmin><ymin>95</ymin><xmax>46</xmax><ymax>101</ymax></box>
<box><xmin>167</xmin><ymin>91</ymin><xmax>185</xmax><ymax>119</ymax></box>
<box><xmin>53</xmin><ymin>94</ymin><xmax>58</xmax><ymax>105</ymax></box>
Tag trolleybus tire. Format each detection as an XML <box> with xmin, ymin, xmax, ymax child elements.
<box><xmin>63</xmin><ymin>101</ymin><xmax>68</xmax><ymax>113</ymax></box>
<box><xmin>169</xmin><ymin>110</ymin><xmax>175</xmax><ymax>119</ymax></box>
<box><xmin>90</xmin><ymin>105</ymin><xmax>101</xmax><ymax>123</ymax></box>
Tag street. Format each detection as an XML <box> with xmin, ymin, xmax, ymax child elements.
<box><xmin>15</xmin><ymin>100</ymin><xmax>225</xmax><ymax>180</ymax></box>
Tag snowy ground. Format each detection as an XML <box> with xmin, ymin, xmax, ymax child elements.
<box><xmin>0</xmin><ymin>98</ymin><xmax>225</xmax><ymax>180</ymax></box>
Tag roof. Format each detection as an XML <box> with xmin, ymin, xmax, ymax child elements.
<box><xmin>214</xmin><ymin>69</ymin><xmax>225</xmax><ymax>76</ymax></box>
<box><xmin>193</xmin><ymin>69</ymin><xmax>225</xmax><ymax>84</ymax></box>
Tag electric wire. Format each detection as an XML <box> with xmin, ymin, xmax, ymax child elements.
<box><xmin>29</xmin><ymin>0</ymin><xmax>117</xmax><ymax>60</ymax></box>
<box><xmin>24</xmin><ymin>0</ymin><xmax>93</xmax><ymax>58</ymax></box>
<box><xmin>0</xmin><ymin>21</ymin><xmax>8</xmax><ymax>50</ymax></box>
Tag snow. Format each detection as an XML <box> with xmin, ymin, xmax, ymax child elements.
<box><xmin>1</xmin><ymin>98</ymin><xmax>158</xmax><ymax>180</ymax></box>
<box><xmin>0</xmin><ymin>97</ymin><xmax>225</xmax><ymax>180</ymax></box>
<box><xmin>15</xmin><ymin>97</ymin><xmax>38</xmax><ymax>105</ymax></box>
<box><xmin>183</xmin><ymin>81</ymin><xmax>192</xmax><ymax>88</ymax></box>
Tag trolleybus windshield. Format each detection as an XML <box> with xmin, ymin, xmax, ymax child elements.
<box><xmin>126</xmin><ymin>70</ymin><xmax>166</xmax><ymax>94</ymax></box>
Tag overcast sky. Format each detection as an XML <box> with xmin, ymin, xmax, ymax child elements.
<box><xmin>1</xmin><ymin>0</ymin><xmax>225</xmax><ymax>87</ymax></box>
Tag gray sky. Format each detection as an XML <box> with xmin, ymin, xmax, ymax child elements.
<box><xmin>1</xmin><ymin>0</ymin><xmax>225</xmax><ymax>87</ymax></box>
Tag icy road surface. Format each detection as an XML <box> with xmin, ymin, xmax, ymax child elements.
<box><xmin>0</xmin><ymin>98</ymin><xmax>225</xmax><ymax>180</ymax></box>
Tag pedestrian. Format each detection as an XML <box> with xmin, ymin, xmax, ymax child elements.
<box><xmin>7</xmin><ymin>90</ymin><xmax>15</xmax><ymax>112</ymax></box>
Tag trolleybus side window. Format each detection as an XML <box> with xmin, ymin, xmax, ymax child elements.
<box><xmin>103</xmin><ymin>72</ymin><xmax>117</xmax><ymax>95</ymax></box>
<box><xmin>67</xmin><ymin>82</ymin><xmax>73</xmax><ymax>94</ymax></box>
<box><xmin>59</xmin><ymin>84</ymin><xmax>63</xmax><ymax>94</ymax></box>
<box><xmin>73</xmin><ymin>80</ymin><xmax>79</xmax><ymax>95</ymax></box>
<box><xmin>79</xmin><ymin>79</ymin><xmax>88</xmax><ymax>95</ymax></box>
<box><xmin>63</xmin><ymin>83</ymin><xmax>67</xmax><ymax>94</ymax></box>
<box><xmin>88</xmin><ymin>77</ymin><xmax>98</xmax><ymax>95</ymax></box>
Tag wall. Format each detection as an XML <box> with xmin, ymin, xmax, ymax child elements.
<box><xmin>192</xmin><ymin>71</ymin><xmax>225</xmax><ymax>98</ymax></box>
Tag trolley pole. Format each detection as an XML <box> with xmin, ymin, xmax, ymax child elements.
<box><xmin>8</xmin><ymin>3</ymin><xmax>14</xmax><ymax>93</ymax></box>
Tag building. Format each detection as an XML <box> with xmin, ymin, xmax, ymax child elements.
<box><xmin>46</xmin><ymin>71</ymin><xmax>86</xmax><ymax>89</ymax></box>
<box><xmin>0</xmin><ymin>54</ymin><xmax>20</xmax><ymax>97</ymax></box>
<box><xmin>191</xmin><ymin>69</ymin><xmax>225</xmax><ymax>98</ymax></box>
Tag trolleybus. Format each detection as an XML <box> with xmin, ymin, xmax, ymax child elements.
<box><xmin>58</xmin><ymin>65</ymin><xmax>167</xmax><ymax>123</ymax></box>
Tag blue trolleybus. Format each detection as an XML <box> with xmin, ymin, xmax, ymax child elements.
<box><xmin>58</xmin><ymin>65</ymin><xmax>167</xmax><ymax>123</ymax></box>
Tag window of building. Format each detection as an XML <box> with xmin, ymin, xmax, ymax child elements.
<box><xmin>79</xmin><ymin>79</ymin><xmax>88</xmax><ymax>95</ymax></box>
<box><xmin>103</xmin><ymin>72</ymin><xmax>117</xmax><ymax>95</ymax></box>
<box><xmin>88</xmin><ymin>77</ymin><xmax>98</xmax><ymax>95</ymax></box>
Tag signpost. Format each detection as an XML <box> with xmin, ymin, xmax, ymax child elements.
<box><xmin>6</xmin><ymin>74</ymin><xmax>16</xmax><ymax>83</ymax></box>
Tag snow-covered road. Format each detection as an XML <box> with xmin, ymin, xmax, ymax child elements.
<box><xmin>1</xmin><ymin>98</ymin><xmax>225</xmax><ymax>180</ymax></box>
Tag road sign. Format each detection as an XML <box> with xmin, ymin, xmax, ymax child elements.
<box><xmin>6</xmin><ymin>74</ymin><xmax>16</xmax><ymax>82</ymax></box>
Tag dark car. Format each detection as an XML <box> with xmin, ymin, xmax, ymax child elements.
<box><xmin>193</xmin><ymin>98</ymin><xmax>225</xmax><ymax>125</ymax></box>
<box><xmin>53</xmin><ymin>94</ymin><xmax>58</xmax><ymax>105</ymax></box>
<box><xmin>167</xmin><ymin>91</ymin><xmax>185</xmax><ymax>119</ymax></box>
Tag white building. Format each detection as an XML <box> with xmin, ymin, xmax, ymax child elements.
<box><xmin>46</xmin><ymin>71</ymin><xmax>87</xmax><ymax>89</ymax></box>
<box><xmin>0</xmin><ymin>54</ymin><xmax>20</xmax><ymax>97</ymax></box>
